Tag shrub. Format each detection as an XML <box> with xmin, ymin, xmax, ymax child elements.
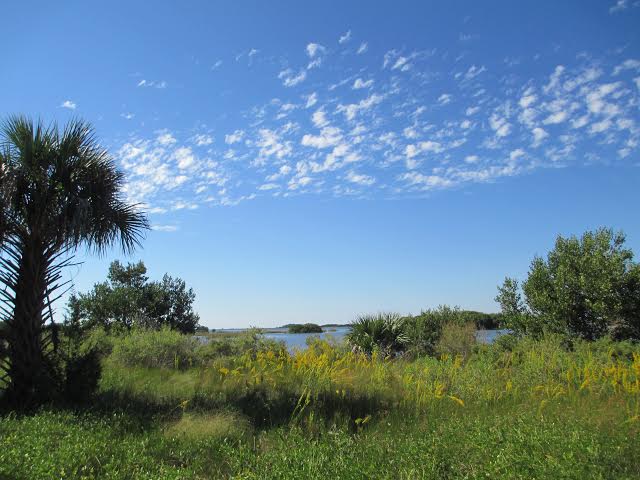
<box><xmin>492</xmin><ymin>332</ymin><xmax>520</xmax><ymax>352</ymax></box>
<box><xmin>435</xmin><ymin>322</ymin><xmax>476</xmax><ymax>358</ymax></box>
<box><xmin>63</xmin><ymin>349</ymin><xmax>102</xmax><ymax>404</ymax></box>
<box><xmin>403</xmin><ymin>305</ymin><xmax>467</xmax><ymax>357</ymax></box>
<box><xmin>109</xmin><ymin>328</ymin><xmax>199</xmax><ymax>369</ymax></box>
<box><xmin>196</xmin><ymin>328</ymin><xmax>287</xmax><ymax>362</ymax></box>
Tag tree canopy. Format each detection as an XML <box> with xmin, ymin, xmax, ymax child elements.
<box><xmin>69</xmin><ymin>260</ymin><xmax>200</xmax><ymax>334</ymax></box>
<box><xmin>496</xmin><ymin>228</ymin><xmax>640</xmax><ymax>340</ymax></box>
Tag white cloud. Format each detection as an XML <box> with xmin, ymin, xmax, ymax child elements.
<box><xmin>278</xmin><ymin>68</ymin><xmax>307</xmax><ymax>87</ymax></box>
<box><xmin>392</xmin><ymin>56</ymin><xmax>410</xmax><ymax>71</ymax></box>
<box><xmin>301</xmin><ymin>126</ymin><xmax>342</xmax><ymax>149</ymax></box>
<box><xmin>337</xmin><ymin>93</ymin><xmax>384</xmax><ymax>121</ymax></box>
<box><xmin>256</xmin><ymin>129</ymin><xmax>292</xmax><ymax>162</ymax></box>
<box><xmin>519</xmin><ymin>93</ymin><xmax>537</xmax><ymax>109</ymax></box>
<box><xmin>266</xmin><ymin>164</ymin><xmax>292</xmax><ymax>181</ymax></box>
<box><xmin>398</xmin><ymin>172</ymin><xmax>453</xmax><ymax>189</ymax></box>
<box><xmin>531</xmin><ymin>127</ymin><xmax>549</xmax><ymax>147</ymax></box>
<box><xmin>404</xmin><ymin>141</ymin><xmax>444</xmax><ymax>168</ymax></box>
<box><xmin>509</xmin><ymin>149</ymin><xmax>526</xmax><ymax>161</ymax></box>
<box><xmin>306</xmin><ymin>43</ymin><xmax>326</xmax><ymax>58</ymax></box>
<box><xmin>465</xmin><ymin>155</ymin><xmax>479</xmax><ymax>163</ymax></box>
<box><xmin>613</xmin><ymin>59</ymin><xmax>640</xmax><ymax>75</ymax></box>
<box><xmin>353</xmin><ymin>78</ymin><xmax>374</xmax><ymax>89</ymax></box>
<box><xmin>571</xmin><ymin>115</ymin><xmax>590</xmax><ymax>129</ymax></box>
<box><xmin>346</xmin><ymin>171</ymin><xmax>375</xmax><ymax>186</ymax></box>
<box><xmin>137</xmin><ymin>79</ymin><xmax>167</xmax><ymax>89</ymax></box>
<box><xmin>489</xmin><ymin>114</ymin><xmax>511</xmax><ymax>137</ymax></box>
<box><xmin>225</xmin><ymin>130</ymin><xmax>244</xmax><ymax>145</ymax></box>
<box><xmin>466</xmin><ymin>106</ymin><xmax>480</xmax><ymax>116</ymax></box>
<box><xmin>121</xmin><ymin>112</ymin><xmax>135</xmax><ymax>120</ymax></box>
<box><xmin>258</xmin><ymin>183</ymin><xmax>280</xmax><ymax>191</ymax></box>
<box><xmin>211</xmin><ymin>60</ymin><xmax>223</xmax><ymax>70</ymax></box>
<box><xmin>305</xmin><ymin>92</ymin><xmax>318</xmax><ymax>108</ymax></box>
<box><xmin>464</xmin><ymin>65</ymin><xmax>486</xmax><ymax>81</ymax></box>
<box><xmin>438</xmin><ymin>94</ymin><xmax>452</xmax><ymax>105</ymax></box>
<box><xmin>610</xmin><ymin>0</ymin><xmax>629</xmax><ymax>13</ymax></box>
<box><xmin>543</xmin><ymin>111</ymin><xmax>568</xmax><ymax>125</ymax></box>
<box><xmin>151</xmin><ymin>225</ymin><xmax>178</xmax><ymax>232</ymax></box>
<box><xmin>173</xmin><ymin>146</ymin><xmax>197</xmax><ymax>170</ymax></box>
<box><xmin>157</xmin><ymin>132</ymin><xmax>177</xmax><ymax>146</ymax></box>
<box><xmin>60</xmin><ymin>100</ymin><xmax>76</xmax><ymax>110</ymax></box>
<box><xmin>543</xmin><ymin>65</ymin><xmax>565</xmax><ymax>94</ymax></box>
<box><xmin>590</xmin><ymin>119</ymin><xmax>612</xmax><ymax>134</ymax></box>
<box><xmin>193</xmin><ymin>134</ymin><xmax>214</xmax><ymax>146</ymax></box>
<box><xmin>339</xmin><ymin>30</ymin><xmax>352</xmax><ymax>44</ymax></box>
<box><xmin>312</xmin><ymin>109</ymin><xmax>329</xmax><ymax>128</ymax></box>
<box><xmin>357</xmin><ymin>42</ymin><xmax>368</xmax><ymax>54</ymax></box>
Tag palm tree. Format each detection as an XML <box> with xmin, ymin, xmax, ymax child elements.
<box><xmin>0</xmin><ymin>115</ymin><xmax>148</xmax><ymax>406</ymax></box>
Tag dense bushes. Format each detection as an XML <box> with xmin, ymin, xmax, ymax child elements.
<box><xmin>82</xmin><ymin>327</ymin><xmax>287</xmax><ymax>371</ymax></box>
<box><xmin>109</xmin><ymin>328</ymin><xmax>201</xmax><ymax>369</ymax></box>
<box><xmin>347</xmin><ymin>307</ymin><xmax>479</xmax><ymax>358</ymax></box>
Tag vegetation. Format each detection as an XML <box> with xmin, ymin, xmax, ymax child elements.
<box><xmin>0</xmin><ymin>329</ymin><xmax>638</xmax><ymax>479</ymax></box>
<box><xmin>347</xmin><ymin>312</ymin><xmax>408</xmax><ymax>356</ymax></box>
<box><xmin>287</xmin><ymin>323</ymin><xmax>323</xmax><ymax>333</ymax></box>
<box><xmin>0</xmin><ymin>116</ymin><xmax>148</xmax><ymax>408</ymax></box>
<box><xmin>0</xmin><ymin>118</ymin><xmax>637</xmax><ymax>480</ymax></box>
<box><xmin>346</xmin><ymin>306</ymin><xmax>481</xmax><ymax>358</ymax></box>
<box><xmin>68</xmin><ymin>260</ymin><xmax>199</xmax><ymax>334</ymax></box>
<box><xmin>497</xmin><ymin>228</ymin><xmax>640</xmax><ymax>340</ymax></box>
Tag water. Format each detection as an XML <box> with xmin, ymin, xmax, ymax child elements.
<box><xmin>206</xmin><ymin>327</ymin><xmax>509</xmax><ymax>352</ymax></box>
<box><xmin>263</xmin><ymin>326</ymin><xmax>351</xmax><ymax>351</ymax></box>
<box><xmin>475</xmin><ymin>329</ymin><xmax>510</xmax><ymax>344</ymax></box>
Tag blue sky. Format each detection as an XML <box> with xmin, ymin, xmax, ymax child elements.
<box><xmin>2</xmin><ymin>1</ymin><xmax>640</xmax><ymax>328</ymax></box>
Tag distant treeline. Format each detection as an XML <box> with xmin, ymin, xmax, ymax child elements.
<box><xmin>287</xmin><ymin>323</ymin><xmax>323</xmax><ymax>334</ymax></box>
<box><xmin>281</xmin><ymin>313</ymin><xmax>501</xmax><ymax>333</ymax></box>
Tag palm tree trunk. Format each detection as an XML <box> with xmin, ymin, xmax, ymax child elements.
<box><xmin>6</xmin><ymin>235</ymin><xmax>56</xmax><ymax>407</ymax></box>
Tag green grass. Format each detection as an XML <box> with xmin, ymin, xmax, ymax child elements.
<box><xmin>1</xmin><ymin>332</ymin><xmax>639</xmax><ymax>479</ymax></box>
<box><xmin>0</xmin><ymin>401</ymin><xmax>637</xmax><ymax>480</ymax></box>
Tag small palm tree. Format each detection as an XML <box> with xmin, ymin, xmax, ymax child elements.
<box><xmin>347</xmin><ymin>312</ymin><xmax>408</xmax><ymax>356</ymax></box>
<box><xmin>0</xmin><ymin>115</ymin><xmax>148</xmax><ymax>406</ymax></box>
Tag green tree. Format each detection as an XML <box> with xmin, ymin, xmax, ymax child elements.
<box><xmin>0</xmin><ymin>116</ymin><xmax>148</xmax><ymax>406</ymax></box>
<box><xmin>70</xmin><ymin>260</ymin><xmax>199</xmax><ymax>334</ymax></box>
<box><xmin>496</xmin><ymin>228</ymin><xmax>640</xmax><ymax>340</ymax></box>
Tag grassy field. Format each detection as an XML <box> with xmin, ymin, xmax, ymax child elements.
<box><xmin>1</xmin><ymin>331</ymin><xmax>639</xmax><ymax>479</ymax></box>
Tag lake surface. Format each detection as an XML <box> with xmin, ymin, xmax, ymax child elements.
<box><xmin>263</xmin><ymin>326</ymin><xmax>351</xmax><ymax>351</ymax></box>
<box><xmin>258</xmin><ymin>327</ymin><xmax>510</xmax><ymax>352</ymax></box>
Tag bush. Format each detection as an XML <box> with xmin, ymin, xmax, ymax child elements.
<box><xmin>196</xmin><ymin>329</ymin><xmax>287</xmax><ymax>362</ymax></box>
<box><xmin>109</xmin><ymin>328</ymin><xmax>199</xmax><ymax>369</ymax></box>
<box><xmin>63</xmin><ymin>349</ymin><xmax>102</xmax><ymax>404</ymax></box>
<box><xmin>435</xmin><ymin>322</ymin><xmax>476</xmax><ymax>358</ymax></box>
<box><xmin>288</xmin><ymin>323</ymin><xmax>323</xmax><ymax>334</ymax></box>
<box><xmin>403</xmin><ymin>306</ymin><xmax>467</xmax><ymax>357</ymax></box>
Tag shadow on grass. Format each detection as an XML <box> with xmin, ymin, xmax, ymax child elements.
<box><xmin>85</xmin><ymin>385</ymin><xmax>390</xmax><ymax>432</ymax></box>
